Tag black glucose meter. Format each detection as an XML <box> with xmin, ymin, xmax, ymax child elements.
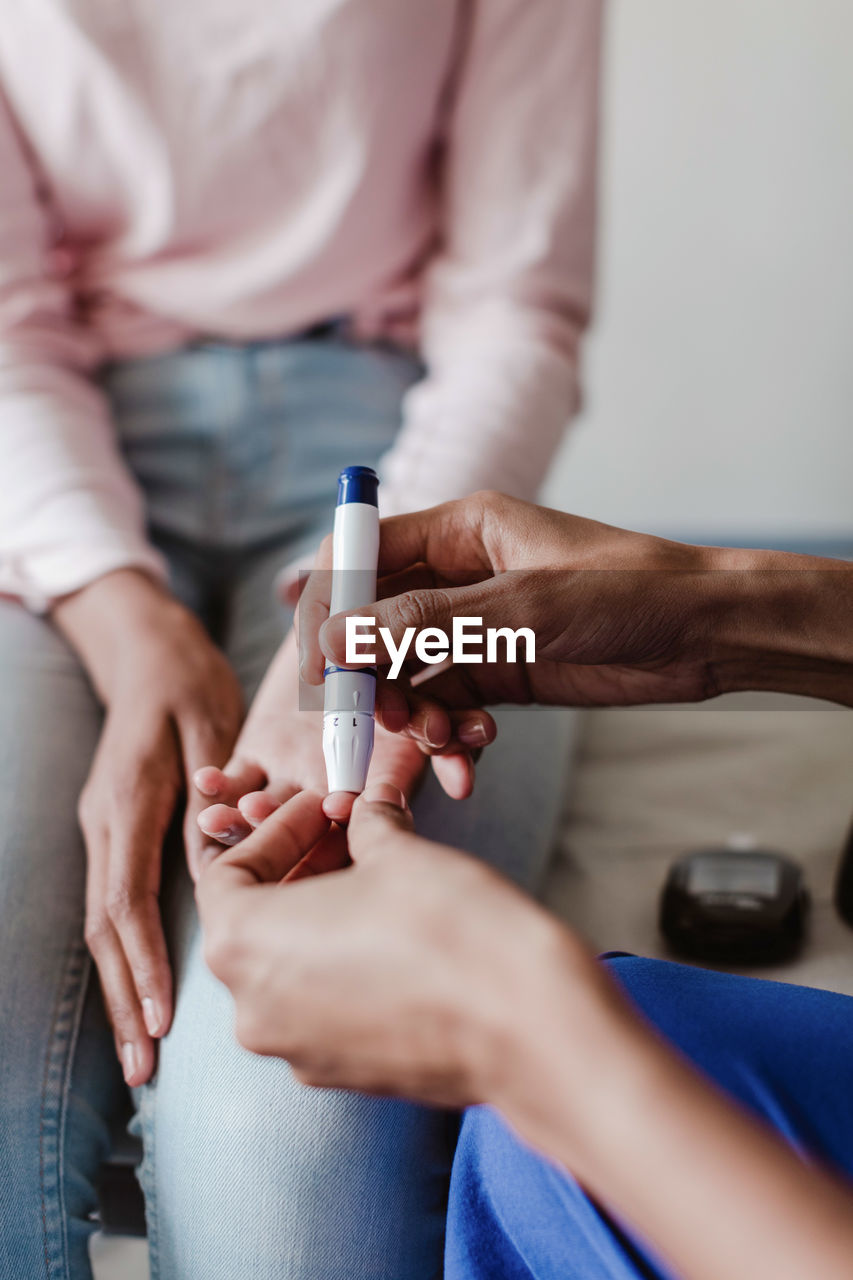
<box><xmin>660</xmin><ymin>845</ymin><xmax>809</xmax><ymax>964</ymax></box>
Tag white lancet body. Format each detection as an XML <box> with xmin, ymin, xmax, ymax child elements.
<box><xmin>322</xmin><ymin>467</ymin><xmax>379</xmax><ymax>793</ymax></box>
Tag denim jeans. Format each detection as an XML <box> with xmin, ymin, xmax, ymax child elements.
<box><xmin>0</xmin><ymin>330</ymin><xmax>575</xmax><ymax>1280</ymax></box>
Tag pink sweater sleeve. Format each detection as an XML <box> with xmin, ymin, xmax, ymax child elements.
<box><xmin>380</xmin><ymin>0</ymin><xmax>603</xmax><ymax>517</ymax></box>
<box><xmin>0</xmin><ymin>92</ymin><xmax>166</xmax><ymax>611</ymax></box>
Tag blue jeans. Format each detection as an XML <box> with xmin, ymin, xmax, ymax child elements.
<box><xmin>0</xmin><ymin>331</ymin><xmax>575</xmax><ymax>1280</ymax></box>
<box><xmin>446</xmin><ymin>957</ymin><xmax>853</xmax><ymax>1279</ymax></box>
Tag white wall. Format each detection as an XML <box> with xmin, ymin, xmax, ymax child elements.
<box><xmin>545</xmin><ymin>0</ymin><xmax>853</xmax><ymax>542</ymax></box>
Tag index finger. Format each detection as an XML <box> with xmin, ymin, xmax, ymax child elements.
<box><xmin>295</xmin><ymin>534</ymin><xmax>334</xmax><ymax>686</ymax></box>
<box><xmin>374</xmin><ymin>499</ymin><xmax>491</xmax><ymax>577</ymax></box>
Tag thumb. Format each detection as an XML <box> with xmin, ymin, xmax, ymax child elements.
<box><xmin>320</xmin><ymin>583</ymin><xmax>493</xmax><ymax>671</ymax></box>
<box><xmin>347</xmin><ymin>783</ymin><xmax>416</xmax><ymax>866</ymax></box>
<box><xmin>198</xmin><ymin>791</ymin><xmax>331</xmax><ymax>889</ymax></box>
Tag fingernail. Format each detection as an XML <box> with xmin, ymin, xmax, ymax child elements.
<box><xmin>318</xmin><ymin>617</ymin><xmax>337</xmax><ymax>658</ymax></box>
<box><xmin>362</xmin><ymin>784</ymin><xmax>406</xmax><ymax>809</ymax></box>
<box><xmin>193</xmin><ymin>770</ymin><xmax>220</xmax><ymax>797</ymax></box>
<box><xmin>142</xmin><ymin>997</ymin><xmax>161</xmax><ymax>1037</ymax></box>
<box><xmin>121</xmin><ymin>1042</ymin><xmax>139</xmax><ymax>1084</ymax></box>
<box><xmin>458</xmin><ymin>720</ymin><xmax>489</xmax><ymax>747</ymax></box>
<box><xmin>423</xmin><ymin>715</ymin><xmax>445</xmax><ymax>749</ymax></box>
<box><xmin>199</xmin><ymin>821</ymin><xmax>239</xmax><ymax>843</ymax></box>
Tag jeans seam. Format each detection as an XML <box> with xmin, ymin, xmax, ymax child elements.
<box><xmin>38</xmin><ymin>935</ymin><xmax>89</xmax><ymax>1280</ymax></box>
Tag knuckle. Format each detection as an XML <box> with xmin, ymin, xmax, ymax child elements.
<box><xmin>84</xmin><ymin>912</ymin><xmax>111</xmax><ymax>950</ymax></box>
<box><xmin>472</xmin><ymin>487</ymin><xmax>503</xmax><ymax>509</ymax></box>
<box><xmin>473</xmin><ymin>488</ymin><xmax>513</xmax><ymax>531</ymax></box>
<box><xmin>390</xmin><ymin>589</ymin><xmax>441</xmax><ymax>635</ymax></box>
<box><xmin>77</xmin><ymin>788</ymin><xmax>98</xmax><ymax>832</ymax></box>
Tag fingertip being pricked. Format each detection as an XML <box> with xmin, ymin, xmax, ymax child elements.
<box><xmin>322</xmin><ymin>790</ymin><xmax>356</xmax><ymax>824</ymax></box>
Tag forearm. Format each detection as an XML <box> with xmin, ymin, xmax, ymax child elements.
<box><xmin>380</xmin><ymin>336</ymin><xmax>577</xmax><ymax>517</ymax></box>
<box><xmin>706</xmin><ymin>547</ymin><xmax>853</xmax><ymax>706</ymax></box>
<box><xmin>379</xmin><ymin>0</ymin><xmax>600</xmax><ymax>518</ymax></box>
<box><xmin>0</xmin><ymin>87</ymin><xmax>164</xmax><ymax>612</ymax></box>
<box><xmin>492</xmin><ymin>945</ymin><xmax>853</xmax><ymax>1280</ymax></box>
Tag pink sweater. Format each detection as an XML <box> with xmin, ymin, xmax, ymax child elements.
<box><xmin>0</xmin><ymin>1</ymin><xmax>601</xmax><ymax>609</ymax></box>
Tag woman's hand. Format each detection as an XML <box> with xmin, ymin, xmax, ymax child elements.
<box><xmin>196</xmin><ymin>783</ymin><xmax>604</xmax><ymax>1109</ymax></box>
<box><xmin>197</xmin><ymin>784</ymin><xmax>853</xmax><ymax>1280</ymax></box>
<box><xmin>54</xmin><ymin>569</ymin><xmax>244</xmax><ymax>1084</ymax></box>
<box><xmin>192</xmin><ymin>630</ymin><xmax>450</xmax><ymax>845</ymax></box>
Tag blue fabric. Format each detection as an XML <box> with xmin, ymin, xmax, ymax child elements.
<box><xmin>446</xmin><ymin>957</ymin><xmax>853</xmax><ymax>1279</ymax></box>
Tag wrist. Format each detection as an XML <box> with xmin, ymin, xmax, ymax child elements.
<box><xmin>482</xmin><ymin>930</ymin><xmax>674</xmax><ymax>1183</ymax></box>
<box><xmin>52</xmin><ymin>568</ymin><xmax>191</xmax><ymax>701</ymax></box>
<box><xmin>701</xmin><ymin>547</ymin><xmax>853</xmax><ymax>705</ymax></box>
<box><xmin>472</xmin><ymin>915</ymin><xmax>625</xmax><ymax>1129</ymax></box>
<box><xmin>53</xmin><ymin>565</ymin><xmax>174</xmax><ymax>623</ymax></box>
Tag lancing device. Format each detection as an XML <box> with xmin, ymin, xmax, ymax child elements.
<box><xmin>322</xmin><ymin>466</ymin><xmax>380</xmax><ymax>794</ymax></box>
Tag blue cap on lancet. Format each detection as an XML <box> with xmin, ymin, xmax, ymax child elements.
<box><xmin>337</xmin><ymin>465</ymin><xmax>379</xmax><ymax>507</ymax></box>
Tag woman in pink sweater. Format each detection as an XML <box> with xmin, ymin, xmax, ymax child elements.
<box><xmin>0</xmin><ymin>4</ymin><xmax>601</xmax><ymax>1278</ymax></box>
